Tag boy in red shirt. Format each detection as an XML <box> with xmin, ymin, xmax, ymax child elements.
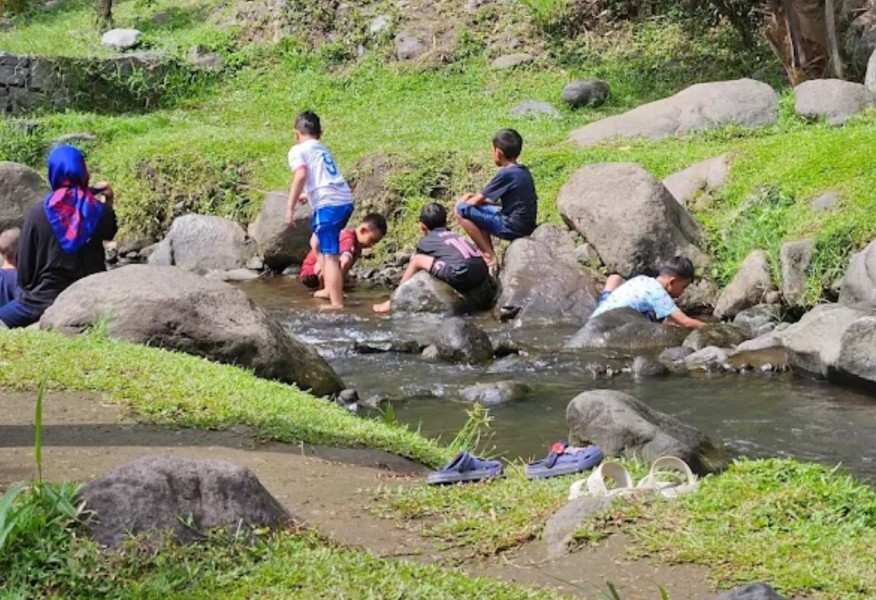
<box><xmin>299</xmin><ymin>213</ymin><xmax>387</xmax><ymax>290</ymax></box>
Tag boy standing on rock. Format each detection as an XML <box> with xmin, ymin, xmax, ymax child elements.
<box><xmin>455</xmin><ymin>129</ymin><xmax>538</xmax><ymax>269</ymax></box>
<box><xmin>373</xmin><ymin>203</ymin><xmax>487</xmax><ymax>314</ymax></box>
<box><xmin>590</xmin><ymin>256</ymin><xmax>705</xmax><ymax>329</ymax></box>
<box><xmin>286</xmin><ymin>111</ymin><xmax>354</xmax><ymax>310</ymax></box>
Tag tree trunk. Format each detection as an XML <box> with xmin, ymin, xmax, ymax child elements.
<box><xmin>97</xmin><ymin>0</ymin><xmax>113</xmax><ymax>30</ymax></box>
<box><xmin>765</xmin><ymin>0</ymin><xmax>831</xmax><ymax>83</ymax></box>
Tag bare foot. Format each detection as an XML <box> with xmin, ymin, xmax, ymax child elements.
<box><xmin>373</xmin><ymin>300</ymin><xmax>391</xmax><ymax>314</ymax></box>
<box><xmin>313</xmin><ymin>289</ymin><xmax>330</xmax><ymax>299</ymax></box>
<box><xmin>319</xmin><ymin>304</ymin><xmax>344</xmax><ymax>312</ymax></box>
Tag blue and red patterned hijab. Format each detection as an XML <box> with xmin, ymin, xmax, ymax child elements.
<box><xmin>43</xmin><ymin>145</ymin><xmax>104</xmax><ymax>254</ymax></box>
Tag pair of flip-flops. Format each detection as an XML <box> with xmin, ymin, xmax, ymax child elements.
<box><xmin>427</xmin><ymin>443</ymin><xmax>604</xmax><ymax>485</ymax></box>
<box><xmin>568</xmin><ymin>456</ymin><xmax>699</xmax><ymax>501</ymax></box>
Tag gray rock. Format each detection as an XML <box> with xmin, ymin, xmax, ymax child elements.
<box><xmin>246</xmin><ymin>255</ymin><xmax>264</xmax><ymax>271</ymax></box>
<box><xmin>683</xmin><ymin>324</ymin><xmax>749</xmax><ymax>351</ymax></box>
<box><xmin>390</xmin><ymin>271</ymin><xmax>497</xmax><ymax>315</ymax></box>
<box><xmin>558</xmin><ymin>163</ymin><xmax>708</xmax><ymax>276</ymax></box>
<box><xmin>809</xmin><ymin>191</ymin><xmax>839</xmax><ymax>212</ymax></box>
<box><xmin>631</xmin><ymin>355</ymin><xmax>670</xmax><ymax>378</ymax></box>
<box><xmin>459</xmin><ymin>381</ymin><xmax>531</xmax><ymax>406</ymax></box>
<box><xmin>566</xmin><ymin>390</ymin><xmax>729</xmax><ymax>475</ymax></box>
<box><xmin>369</xmin><ymin>15</ymin><xmax>391</xmax><ymax>36</ymax></box>
<box><xmin>561</xmin><ymin>79</ymin><xmax>610</xmax><ymax>108</ymax></box>
<box><xmin>51</xmin><ymin>132</ymin><xmax>97</xmax><ymax>148</ymax></box>
<box><xmin>706</xmin><ymin>582</ymin><xmax>788</xmax><ymax>600</ymax></box>
<box><xmin>421</xmin><ymin>344</ymin><xmax>441</xmax><ymax>360</ymax></box>
<box><xmin>204</xmin><ymin>268</ymin><xmax>261</xmax><ymax>282</ymax></box>
<box><xmin>846</xmin><ymin>8</ymin><xmax>876</xmax><ymax>76</ymax></box>
<box><xmin>839</xmin><ymin>240</ymin><xmax>876</xmax><ymax>306</ymax></box>
<box><xmin>248</xmin><ymin>191</ymin><xmax>312</xmax><ymax>271</ymax></box>
<box><xmin>662</xmin><ymin>154</ymin><xmax>731</xmax><ymax>207</ymax></box>
<box><xmin>187</xmin><ymin>45</ymin><xmax>225</xmax><ymax>71</ymax></box>
<box><xmin>566</xmin><ymin>308</ymin><xmax>690</xmax><ymax>353</ymax></box>
<box><xmin>867</xmin><ymin>47</ymin><xmax>876</xmax><ymax>95</ymax></box>
<box><xmin>658</xmin><ymin>346</ymin><xmax>694</xmax><ymax>371</ymax></box>
<box><xmin>491</xmin><ymin>53</ymin><xmax>534</xmax><ymax>70</ymax></box>
<box><xmin>543</xmin><ymin>496</ymin><xmax>612</xmax><ymax>559</ymax></box>
<box><xmin>835</xmin><ymin>315</ymin><xmax>876</xmax><ymax>389</ymax></box>
<box><xmin>76</xmin><ymin>455</ymin><xmax>290</xmax><ymax>547</ymax></box>
<box><xmin>780</xmin><ymin>239</ymin><xmax>814</xmax><ymax>306</ymax></box>
<box><xmin>148</xmin><ymin>214</ymin><xmax>255</xmax><ymax>273</ymax></box>
<box><xmin>781</xmin><ymin>303</ymin><xmax>868</xmax><ymax>378</ymax></box>
<box><xmin>714</xmin><ymin>251</ymin><xmax>775</xmax><ymax>320</ymax></box>
<box><xmin>677</xmin><ymin>278</ymin><xmax>720</xmax><ymax>313</ymax></box>
<box><xmin>40</xmin><ymin>265</ymin><xmax>343</xmax><ymax>396</ymax></box>
<box><xmin>794</xmin><ymin>79</ymin><xmax>872</xmax><ymax>126</ymax></box>
<box><xmin>684</xmin><ymin>346</ymin><xmax>730</xmax><ymax>372</ymax></box>
<box><xmin>395</xmin><ymin>31</ymin><xmax>428</xmax><ymax>61</ymax></box>
<box><xmin>0</xmin><ymin>161</ymin><xmax>48</xmax><ymax>231</ymax></box>
<box><xmin>572</xmin><ymin>242</ymin><xmax>602</xmax><ymax>268</ymax></box>
<box><xmin>511</xmin><ymin>100</ymin><xmax>561</xmax><ymax>118</ymax></box>
<box><xmin>733</xmin><ymin>304</ymin><xmax>781</xmax><ymax>338</ymax></box>
<box><xmin>733</xmin><ymin>330</ymin><xmax>785</xmax><ymax>354</ymax></box>
<box><xmin>498</xmin><ymin>224</ymin><xmax>600</xmax><ymax>324</ymax></box>
<box><xmin>433</xmin><ymin>317</ymin><xmax>492</xmax><ymax>364</ymax></box>
<box><xmin>101</xmin><ymin>28</ymin><xmax>142</xmax><ymax>51</ymax></box>
<box><xmin>569</xmin><ymin>79</ymin><xmax>778</xmax><ymax>147</ymax></box>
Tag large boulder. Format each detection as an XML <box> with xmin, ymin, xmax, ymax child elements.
<box><xmin>566</xmin><ymin>308</ymin><xmax>690</xmax><ymax>353</ymax></box>
<box><xmin>714</xmin><ymin>251</ymin><xmax>775</xmax><ymax>320</ymax></box>
<box><xmin>780</xmin><ymin>303</ymin><xmax>869</xmax><ymax>378</ymax></box>
<box><xmin>497</xmin><ymin>224</ymin><xmax>600</xmax><ymax>324</ymax></box>
<box><xmin>839</xmin><ymin>240</ymin><xmax>876</xmax><ymax>305</ymax></box>
<box><xmin>706</xmin><ymin>582</ymin><xmax>788</xmax><ymax>600</ymax></box>
<box><xmin>662</xmin><ymin>154</ymin><xmax>731</xmax><ymax>208</ymax></box>
<box><xmin>459</xmin><ymin>381</ymin><xmax>531</xmax><ymax>406</ymax></box>
<box><xmin>683</xmin><ymin>323</ymin><xmax>749</xmax><ymax>351</ymax></box>
<box><xmin>0</xmin><ymin>161</ymin><xmax>48</xmax><ymax>231</ymax></box>
<box><xmin>566</xmin><ymin>390</ymin><xmax>729</xmax><ymax>475</ymax></box>
<box><xmin>568</xmin><ymin>79</ymin><xmax>778</xmax><ymax>147</ymax></box>
<box><xmin>733</xmin><ymin>304</ymin><xmax>781</xmax><ymax>338</ymax></box>
<box><xmin>834</xmin><ymin>315</ymin><xmax>876</xmax><ymax>389</ymax></box>
<box><xmin>390</xmin><ymin>271</ymin><xmax>497</xmax><ymax>315</ymax></box>
<box><xmin>794</xmin><ymin>79</ymin><xmax>872</xmax><ymax>126</ymax></box>
<box><xmin>684</xmin><ymin>346</ymin><xmax>730</xmax><ymax>372</ymax></box>
<box><xmin>432</xmin><ymin>317</ymin><xmax>492</xmax><ymax>364</ymax></box>
<box><xmin>77</xmin><ymin>455</ymin><xmax>290</xmax><ymax>547</ymax></box>
<box><xmin>148</xmin><ymin>214</ymin><xmax>256</xmax><ymax>273</ymax></box>
<box><xmin>248</xmin><ymin>192</ymin><xmax>313</xmax><ymax>271</ymax></box>
<box><xmin>40</xmin><ymin>265</ymin><xmax>344</xmax><ymax>396</ymax></box>
<box><xmin>557</xmin><ymin>163</ymin><xmax>708</xmax><ymax>276</ymax></box>
<box><xmin>561</xmin><ymin>78</ymin><xmax>610</xmax><ymax>108</ymax></box>
<box><xmin>780</xmin><ymin>239</ymin><xmax>814</xmax><ymax>306</ymax></box>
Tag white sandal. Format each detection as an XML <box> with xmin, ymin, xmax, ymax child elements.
<box><xmin>568</xmin><ymin>461</ymin><xmax>635</xmax><ymax>500</ymax></box>
<box><xmin>635</xmin><ymin>456</ymin><xmax>699</xmax><ymax>498</ymax></box>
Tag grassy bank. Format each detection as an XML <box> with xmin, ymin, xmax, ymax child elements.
<box><xmin>380</xmin><ymin>459</ymin><xmax>876</xmax><ymax>599</ymax></box>
<box><xmin>0</xmin><ymin>329</ymin><xmax>451</xmax><ymax>467</ymax></box>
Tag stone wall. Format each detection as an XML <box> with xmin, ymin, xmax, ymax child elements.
<box><xmin>0</xmin><ymin>51</ymin><xmax>198</xmax><ymax>115</ymax></box>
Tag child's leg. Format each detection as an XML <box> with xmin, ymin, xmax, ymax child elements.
<box><xmin>321</xmin><ymin>253</ymin><xmax>344</xmax><ymax>308</ymax></box>
<box><xmin>373</xmin><ymin>254</ymin><xmax>434</xmax><ymax>313</ymax></box>
<box><xmin>604</xmin><ymin>274</ymin><xmax>625</xmax><ymax>292</ymax></box>
<box><xmin>456</xmin><ymin>216</ymin><xmax>496</xmax><ymax>266</ymax></box>
<box><xmin>312</xmin><ymin>205</ymin><xmax>353</xmax><ymax>306</ymax></box>
<box><xmin>455</xmin><ymin>202</ymin><xmax>505</xmax><ymax>266</ymax></box>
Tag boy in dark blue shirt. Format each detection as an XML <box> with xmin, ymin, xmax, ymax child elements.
<box><xmin>374</xmin><ymin>203</ymin><xmax>487</xmax><ymax>314</ymax></box>
<box><xmin>0</xmin><ymin>228</ymin><xmax>20</xmax><ymax>308</ymax></box>
<box><xmin>455</xmin><ymin>129</ymin><xmax>537</xmax><ymax>267</ymax></box>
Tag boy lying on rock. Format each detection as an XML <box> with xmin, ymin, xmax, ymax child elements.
<box><xmin>373</xmin><ymin>203</ymin><xmax>487</xmax><ymax>314</ymax></box>
<box><xmin>590</xmin><ymin>256</ymin><xmax>705</xmax><ymax>329</ymax></box>
<box><xmin>299</xmin><ymin>213</ymin><xmax>387</xmax><ymax>291</ymax></box>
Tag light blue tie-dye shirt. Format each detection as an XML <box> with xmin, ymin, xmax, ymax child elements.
<box><xmin>591</xmin><ymin>275</ymin><xmax>678</xmax><ymax>321</ymax></box>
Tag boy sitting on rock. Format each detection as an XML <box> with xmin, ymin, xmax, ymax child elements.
<box><xmin>299</xmin><ymin>213</ymin><xmax>387</xmax><ymax>290</ymax></box>
<box><xmin>590</xmin><ymin>256</ymin><xmax>705</xmax><ymax>329</ymax></box>
<box><xmin>455</xmin><ymin>128</ymin><xmax>537</xmax><ymax>269</ymax></box>
<box><xmin>373</xmin><ymin>203</ymin><xmax>487</xmax><ymax>314</ymax></box>
<box><xmin>0</xmin><ymin>227</ymin><xmax>20</xmax><ymax>308</ymax></box>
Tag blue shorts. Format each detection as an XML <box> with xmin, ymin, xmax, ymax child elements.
<box><xmin>455</xmin><ymin>203</ymin><xmax>517</xmax><ymax>240</ymax></box>
<box><xmin>0</xmin><ymin>299</ymin><xmax>41</xmax><ymax>329</ymax></box>
<box><xmin>312</xmin><ymin>204</ymin><xmax>354</xmax><ymax>256</ymax></box>
<box><xmin>597</xmin><ymin>290</ymin><xmax>612</xmax><ymax>305</ymax></box>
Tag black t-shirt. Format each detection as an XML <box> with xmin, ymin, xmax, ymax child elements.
<box><xmin>416</xmin><ymin>228</ymin><xmax>486</xmax><ymax>274</ymax></box>
<box><xmin>481</xmin><ymin>164</ymin><xmax>537</xmax><ymax>236</ymax></box>
<box><xmin>18</xmin><ymin>201</ymin><xmax>118</xmax><ymax>312</ymax></box>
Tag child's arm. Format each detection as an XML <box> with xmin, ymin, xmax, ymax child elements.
<box><xmin>666</xmin><ymin>309</ymin><xmax>706</xmax><ymax>330</ymax></box>
<box><xmin>461</xmin><ymin>192</ymin><xmax>499</xmax><ymax>206</ymax></box>
<box><xmin>285</xmin><ymin>166</ymin><xmax>307</xmax><ymax>227</ymax></box>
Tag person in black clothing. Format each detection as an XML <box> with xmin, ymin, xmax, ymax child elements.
<box><xmin>455</xmin><ymin>128</ymin><xmax>538</xmax><ymax>268</ymax></box>
<box><xmin>373</xmin><ymin>203</ymin><xmax>487</xmax><ymax>314</ymax></box>
<box><xmin>0</xmin><ymin>145</ymin><xmax>117</xmax><ymax>329</ymax></box>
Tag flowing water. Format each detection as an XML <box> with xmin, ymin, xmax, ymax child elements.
<box><xmin>242</xmin><ymin>278</ymin><xmax>876</xmax><ymax>481</ymax></box>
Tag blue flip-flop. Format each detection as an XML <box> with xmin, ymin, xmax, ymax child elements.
<box><xmin>525</xmin><ymin>443</ymin><xmax>603</xmax><ymax>480</ymax></box>
<box><xmin>427</xmin><ymin>451</ymin><xmax>504</xmax><ymax>485</ymax></box>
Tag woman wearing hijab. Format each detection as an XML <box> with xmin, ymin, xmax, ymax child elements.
<box><xmin>0</xmin><ymin>145</ymin><xmax>117</xmax><ymax>328</ymax></box>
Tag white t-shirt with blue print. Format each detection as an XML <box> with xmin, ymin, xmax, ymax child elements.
<box><xmin>591</xmin><ymin>275</ymin><xmax>678</xmax><ymax>321</ymax></box>
<box><xmin>288</xmin><ymin>138</ymin><xmax>353</xmax><ymax>210</ymax></box>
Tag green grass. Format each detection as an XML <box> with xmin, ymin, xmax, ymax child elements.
<box><xmin>0</xmin><ymin>485</ymin><xmax>562</xmax><ymax>599</ymax></box>
<box><xmin>0</xmin><ymin>329</ymin><xmax>451</xmax><ymax>468</ymax></box>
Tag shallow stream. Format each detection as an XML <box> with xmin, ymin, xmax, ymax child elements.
<box><xmin>242</xmin><ymin>279</ymin><xmax>876</xmax><ymax>481</ymax></box>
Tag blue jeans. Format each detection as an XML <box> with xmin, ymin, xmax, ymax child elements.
<box><xmin>455</xmin><ymin>203</ymin><xmax>517</xmax><ymax>240</ymax></box>
<box><xmin>312</xmin><ymin>204</ymin><xmax>354</xmax><ymax>255</ymax></box>
<box><xmin>0</xmin><ymin>299</ymin><xmax>41</xmax><ymax>329</ymax></box>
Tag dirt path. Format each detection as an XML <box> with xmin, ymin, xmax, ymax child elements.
<box><xmin>0</xmin><ymin>390</ymin><xmax>712</xmax><ymax>599</ymax></box>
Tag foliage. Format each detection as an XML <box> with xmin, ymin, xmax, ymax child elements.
<box><xmin>0</xmin><ymin>329</ymin><xmax>452</xmax><ymax>468</ymax></box>
<box><xmin>0</xmin><ymin>121</ymin><xmax>47</xmax><ymax>166</ymax></box>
